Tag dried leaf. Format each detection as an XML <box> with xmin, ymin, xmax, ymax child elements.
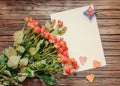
<box><xmin>45</xmin><ymin>21</ymin><xmax>50</xmax><ymax>28</ymax></box>
<box><xmin>40</xmin><ymin>60</ymin><xmax>46</xmax><ymax>64</ymax></box>
<box><xmin>14</xmin><ymin>29</ymin><xmax>24</xmax><ymax>46</ymax></box>
<box><xmin>29</xmin><ymin>47</ymin><xmax>36</xmax><ymax>55</ymax></box>
<box><xmin>7</xmin><ymin>56</ymin><xmax>21</xmax><ymax>68</ymax></box>
<box><xmin>3</xmin><ymin>70</ymin><xmax>12</xmax><ymax>77</ymax></box>
<box><xmin>16</xmin><ymin>46</ymin><xmax>25</xmax><ymax>53</ymax></box>
<box><xmin>45</xmin><ymin>21</ymin><xmax>52</xmax><ymax>31</ymax></box>
<box><xmin>19</xmin><ymin>58</ymin><xmax>28</xmax><ymax>67</ymax></box>
<box><xmin>50</xmin><ymin>30</ymin><xmax>58</xmax><ymax>37</ymax></box>
<box><xmin>0</xmin><ymin>84</ymin><xmax>4</xmax><ymax>86</ymax></box>
<box><xmin>3</xmin><ymin>81</ymin><xmax>9</xmax><ymax>85</ymax></box>
<box><xmin>5</xmin><ymin>47</ymin><xmax>17</xmax><ymax>58</ymax></box>
<box><xmin>18</xmin><ymin>73</ymin><xmax>28</xmax><ymax>76</ymax></box>
<box><xmin>17</xmin><ymin>76</ymin><xmax>26</xmax><ymax>82</ymax></box>
<box><xmin>19</xmin><ymin>67</ymin><xmax>27</xmax><ymax>73</ymax></box>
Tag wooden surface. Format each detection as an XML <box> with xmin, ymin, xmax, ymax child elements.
<box><xmin>0</xmin><ymin>0</ymin><xmax>120</xmax><ymax>86</ymax></box>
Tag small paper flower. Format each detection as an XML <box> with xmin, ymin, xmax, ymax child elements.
<box><xmin>83</xmin><ymin>5</ymin><xmax>97</xmax><ymax>20</ymax></box>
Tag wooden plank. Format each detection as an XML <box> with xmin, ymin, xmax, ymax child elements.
<box><xmin>101</xmin><ymin>35</ymin><xmax>120</xmax><ymax>42</ymax></box>
<box><xmin>102</xmin><ymin>42</ymin><xmax>120</xmax><ymax>49</ymax></box>
<box><xmin>0</xmin><ymin>5</ymin><xmax>120</xmax><ymax>12</ymax></box>
<box><xmin>104</xmin><ymin>49</ymin><xmax>120</xmax><ymax>56</ymax></box>
<box><xmin>0</xmin><ymin>0</ymin><xmax>120</xmax><ymax>7</ymax></box>
<box><xmin>57</xmin><ymin>78</ymin><xmax>120</xmax><ymax>86</ymax></box>
<box><xmin>0</xmin><ymin>19</ymin><xmax>119</xmax><ymax>25</ymax></box>
<box><xmin>0</xmin><ymin>10</ymin><xmax>120</xmax><ymax>19</ymax></box>
<box><xmin>18</xmin><ymin>78</ymin><xmax>120</xmax><ymax>86</ymax></box>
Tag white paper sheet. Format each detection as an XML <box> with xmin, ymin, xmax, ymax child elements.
<box><xmin>50</xmin><ymin>5</ymin><xmax>106</xmax><ymax>71</ymax></box>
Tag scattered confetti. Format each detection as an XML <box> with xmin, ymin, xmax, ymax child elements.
<box><xmin>86</xmin><ymin>74</ymin><xmax>95</xmax><ymax>83</ymax></box>
<box><xmin>93</xmin><ymin>60</ymin><xmax>101</xmax><ymax>68</ymax></box>
<box><xmin>79</xmin><ymin>56</ymin><xmax>87</xmax><ymax>65</ymax></box>
<box><xmin>83</xmin><ymin>5</ymin><xmax>97</xmax><ymax>20</ymax></box>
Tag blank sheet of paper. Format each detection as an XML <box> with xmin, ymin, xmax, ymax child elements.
<box><xmin>51</xmin><ymin>5</ymin><xmax>106</xmax><ymax>71</ymax></box>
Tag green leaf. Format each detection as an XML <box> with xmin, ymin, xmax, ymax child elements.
<box><xmin>25</xmin><ymin>68</ymin><xmax>34</xmax><ymax>77</ymax></box>
<box><xmin>41</xmin><ymin>75</ymin><xmax>56</xmax><ymax>86</ymax></box>
<box><xmin>16</xmin><ymin>46</ymin><xmax>25</xmax><ymax>53</ymax></box>
<box><xmin>0</xmin><ymin>65</ymin><xmax>7</xmax><ymax>71</ymax></box>
<box><xmin>36</xmin><ymin>40</ymin><xmax>44</xmax><ymax>51</ymax></box>
<box><xmin>58</xmin><ymin>29</ymin><xmax>66</xmax><ymax>36</ymax></box>
<box><xmin>44</xmin><ymin>40</ymin><xmax>49</xmax><ymax>48</ymax></box>
<box><xmin>5</xmin><ymin>47</ymin><xmax>17</xmax><ymax>58</ymax></box>
<box><xmin>35</xmin><ymin>73</ymin><xmax>57</xmax><ymax>86</ymax></box>
<box><xmin>0</xmin><ymin>54</ymin><xmax>7</xmax><ymax>65</ymax></box>
<box><xmin>14</xmin><ymin>29</ymin><xmax>24</xmax><ymax>46</ymax></box>
<box><xmin>7</xmin><ymin>56</ymin><xmax>21</xmax><ymax>68</ymax></box>
<box><xmin>19</xmin><ymin>58</ymin><xmax>28</xmax><ymax>67</ymax></box>
<box><xmin>17</xmin><ymin>76</ymin><xmax>26</xmax><ymax>82</ymax></box>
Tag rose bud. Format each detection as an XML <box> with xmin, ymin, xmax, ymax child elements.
<box><xmin>64</xmin><ymin>65</ymin><xmax>71</xmax><ymax>75</ymax></box>
<box><xmin>71</xmin><ymin>59</ymin><xmax>79</xmax><ymax>69</ymax></box>
<box><xmin>27</xmin><ymin>22</ymin><xmax>34</xmax><ymax>28</ymax></box>
<box><xmin>44</xmin><ymin>31</ymin><xmax>50</xmax><ymax>39</ymax></box>
<box><xmin>58</xmin><ymin>20</ymin><xmax>63</xmax><ymax>26</ymax></box>
<box><xmin>61</xmin><ymin>55</ymin><xmax>69</xmax><ymax>64</ymax></box>
<box><xmin>24</xmin><ymin>17</ymin><xmax>29</xmax><ymax>22</ymax></box>
<box><xmin>34</xmin><ymin>26</ymin><xmax>41</xmax><ymax>33</ymax></box>
<box><xmin>41</xmin><ymin>26</ymin><xmax>46</xmax><ymax>33</ymax></box>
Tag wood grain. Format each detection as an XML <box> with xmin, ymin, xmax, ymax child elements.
<box><xmin>0</xmin><ymin>0</ymin><xmax>120</xmax><ymax>86</ymax></box>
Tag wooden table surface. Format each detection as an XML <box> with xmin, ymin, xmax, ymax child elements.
<box><xmin>0</xmin><ymin>0</ymin><xmax>120</xmax><ymax>86</ymax></box>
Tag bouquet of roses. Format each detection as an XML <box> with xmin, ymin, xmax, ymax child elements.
<box><xmin>0</xmin><ymin>17</ymin><xmax>79</xmax><ymax>86</ymax></box>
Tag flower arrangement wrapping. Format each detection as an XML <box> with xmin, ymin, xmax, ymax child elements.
<box><xmin>0</xmin><ymin>17</ymin><xmax>79</xmax><ymax>86</ymax></box>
